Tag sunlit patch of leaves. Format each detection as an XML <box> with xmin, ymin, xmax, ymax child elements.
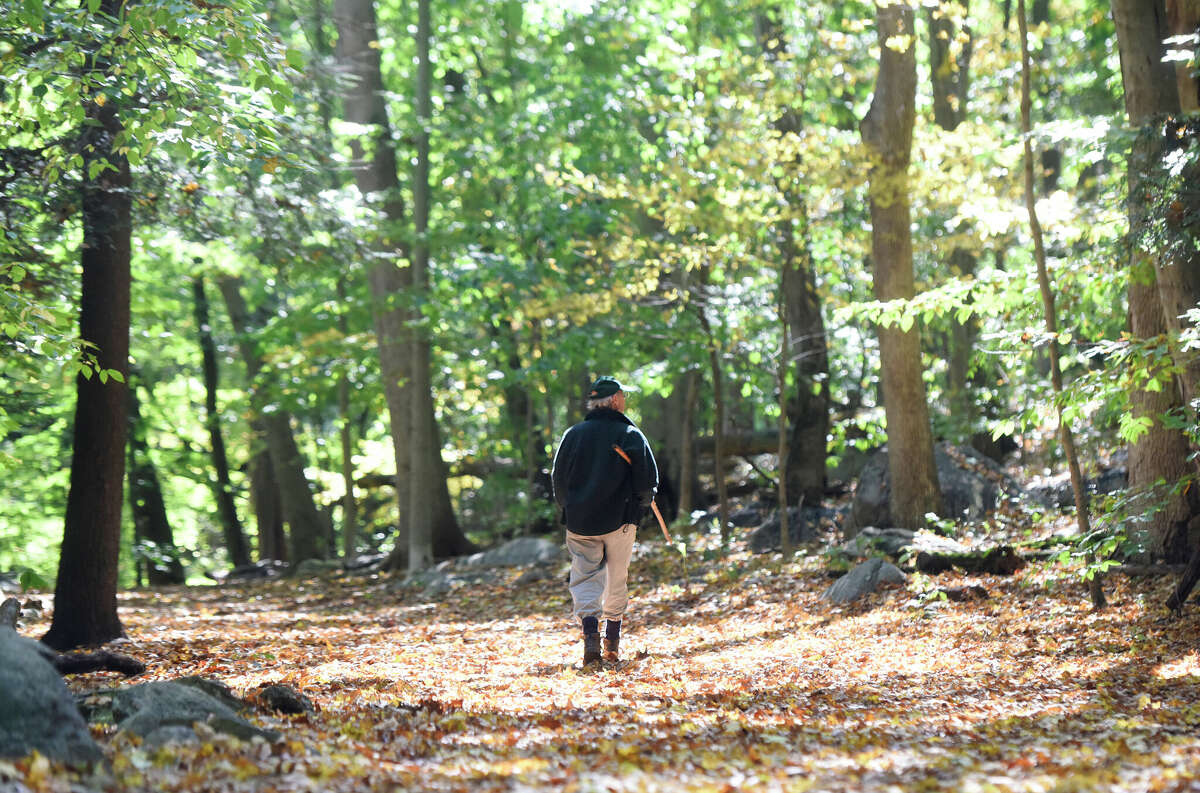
<box><xmin>11</xmin><ymin>542</ymin><xmax>1200</xmax><ymax>792</ymax></box>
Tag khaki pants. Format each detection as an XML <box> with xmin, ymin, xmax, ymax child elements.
<box><xmin>566</xmin><ymin>524</ymin><xmax>636</xmax><ymax>624</ymax></box>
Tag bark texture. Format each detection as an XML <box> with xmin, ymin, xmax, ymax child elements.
<box><xmin>860</xmin><ymin>0</ymin><xmax>945</xmax><ymax>530</ymax></box>
<box><xmin>928</xmin><ymin>0</ymin><xmax>981</xmax><ymax>445</ymax></box>
<box><xmin>218</xmin><ymin>277</ymin><xmax>327</xmax><ymax>564</ymax></box>
<box><xmin>44</xmin><ymin>46</ymin><xmax>130</xmax><ymax>650</ymax></box>
<box><xmin>192</xmin><ymin>275</ymin><xmax>252</xmax><ymax>568</ymax></box>
<box><xmin>250</xmin><ymin>443</ymin><xmax>287</xmax><ymax>562</ymax></box>
<box><xmin>334</xmin><ymin>0</ymin><xmax>472</xmax><ymax>566</ymax></box>
<box><xmin>127</xmin><ymin>384</ymin><xmax>185</xmax><ymax>586</ymax></box>
<box><xmin>1168</xmin><ymin>0</ymin><xmax>1200</xmax><ymax>111</ymax></box>
<box><xmin>1113</xmin><ymin>0</ymin><xmax>1198</xmax><ymax>563</ymax></box>
<box><xmin>755</xmin><ymin>4</ymin><xmax>830</xmax><ymax>508</ymax></box>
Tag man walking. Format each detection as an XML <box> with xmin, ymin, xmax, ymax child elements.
<box><xmin>552</xmin><ymin>376</ymin><xmax>658</xmax><ymax>667</ymax></box>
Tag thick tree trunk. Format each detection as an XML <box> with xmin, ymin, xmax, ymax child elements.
<box><xmin>1113</xmin><ymin>0</ymin><xmax>1198</xmax><ymax>563</ymax></box>
<box><xmin>860</xmin><ymin>0</ymin><xmax>945</xmax><ymax>530</ymax></box>
<box><xmin>334</xmin><ymin>0</ymin><xmax>414</xmax><ymax>570</ymax></box>
<box><xmin>780</xmin><ymin>230</ymin><xmax>830</xmax><ymax>506</ymax></box>
<box><xmin>250</xmin><ymin>442</ymin><xmax>287</xmax><ymax>562</ymax></box>
<box><xmin>44</xmin><ymin>56</ymin><xmax>130</xmax><ymax>651</ymax></box>
<box><xmin>755</xmin><ymin>4</ymin><xmax>830</xmax><ymax>508</ymax></box>
<box><xmin>929</xmin><ymin>0</ymin><xmax>980</xmax><ymax>444</ymax></box>
<box><xmin>191</xmin><ymin>275</ymin><xmax>252</xmax><ymax>568</ymax></box>
<box><xmin>335</xmin><ymin>0</ymin><xmax>472</xmax><ymax>566</ymax></box>
<box><xmin>1168</xmin><ymin>0</ymin><xmax>1200</xmax><ymax>111</ymax></box>
<box><xmin>217</xmin><ymin>276</ymin><xmax>327</xmax><ymax>563</ymax></box>
<box><xmin>127</xmin><ymin>384</ymin><xmax>185</xmax><ymax>586</ymax></box>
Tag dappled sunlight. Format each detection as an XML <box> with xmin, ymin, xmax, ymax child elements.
<box><xmin>16</xmin><ymin>551</ymin><xmax>1200</xmax><ymax>791</ymax></box>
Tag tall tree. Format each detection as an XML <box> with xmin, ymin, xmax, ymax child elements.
<box><xmin>333</xmin><ymin>0</ymin><xmax>415</xmax><ymax>570</ymax></box>
<box><xmin>333</xmin><ymin>0</ymin><xmax>471</xmax><ymax>567</ymax></box>
<box><xmin>218</xmin><ymin>276</ymin><xmax>328</xmax><ymax>563</ymax></box>
<box><xmin>1018</xmin><ymin>0</ymin><xmax>1104</xmax><ymax>609</ymax></box>
<box><xmin>755</xmin><ymin>4</ymin><xmax>830</xmax><ymax>508</ymax></box>
<box><xmin>408</xmin><ymin>0</ymin><xmax>435</xmax><ymax>570</ymax></box>
<box><xmin>859</xmin><ymin>0</ymin><xmax>945</xmax><ymax>530</ymax></box>
<box><xmin>127</xmin><ymin>382</ymin><xmax>185</xmax><ymax>586</ymax></box>
<box><xmin>1112</xmin><ymin>0</ymin><xmax>1197</xmax><ymax>563</ymax></box>
<box><xmin>928</xmin><ymin>0</ymin><xmax>981</xmax><ymax>446</ymax></box>
<box><xmin>250</xmin><ymin>442</ymin><xmax>287</xmax><ymax>562</ymax></box>
<box><xmin>192</xmin><ymin>274</ymin><xmax>252</xmax><ymax>568</ymax></box>
<box><xmin>43</xmin><ymin>0</ymin><xmax>131</xmax><ymax>650</ymax></box>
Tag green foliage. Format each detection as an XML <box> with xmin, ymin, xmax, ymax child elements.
<box><xmin>3</xmin><ymin>0</ymin><xmax>1194</xmax><ymax>583</ymax></box>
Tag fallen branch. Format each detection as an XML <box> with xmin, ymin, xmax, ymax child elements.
<box><xmin>3</xmin><ymin>596</ymin><xmax>146</xmax><ymax>676</ymax></box>
<box><xmin>53</xmin><ymin>650</ymin><xmax>147</xmax><ymax>677</ymax></box>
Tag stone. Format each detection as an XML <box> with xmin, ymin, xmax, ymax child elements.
<box><xmin>729</xmin><ymin>508</ymin><xmax>763</xmax><ymax>528</ymax></box>
<box><xmin>839</xmin><ymin>527</ymin><xmax>916</xmax><ymax>558</ymax></box>
<box><xmin>821</xmin><ymin>558</ymin><xmax>907</xmax><ymax>605</ymax></box>
<box><xmin>460</xmin><ymin>537</ymin><xmax>566</xmax><ymax>569</ymax></box>
<box><xmin>0</xmin><ymin>628</ymin><xmax>103</xmax><ymax>765</ymax></box>
<box><xmin>86</xmin><ymin>680</ymin><xmax>279</xmax><ymax>743</ymax></box>
<box><xmin>255</xmin><ymin>685</ymin><xmax>315</xmax><ymax>715</ymax></box>
<box><xmin>747</xmin><ymin>507</ymin><xmax>820</xmax><ymax>553</ymax></box>
<box><xmin>848</xmin><ymin>443</ymin><xmax>1024</xmax><ymax>534</ymax></box>
<box><xmin>292</xmin><ymin>558</ymin><xmax>342</xmax><ymax>578</ymax></box>
<box><xmin>1027</xmin><ymin>466</ymin><xmax>1128</xmax><ymax>509</ymax></box>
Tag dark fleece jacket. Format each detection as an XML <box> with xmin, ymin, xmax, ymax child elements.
<box><xmin>551</xmin><ymin>408</ymin><xmax>659</xmax><ymax>536</ymax></box>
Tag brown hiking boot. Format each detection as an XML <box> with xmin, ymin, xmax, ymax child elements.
<box><xmin>583</xmin><ymin>633</ymin><xmax>602</xmax><ymax>667</ymax></box>
<box><xmin>602</xmin><ymin>636</ymin><xmax>619</xmax><ymax>662</ymax></box>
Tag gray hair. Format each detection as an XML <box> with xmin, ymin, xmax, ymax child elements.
<box><xmin>586</xmin><ymin>394</ymin><xmax>619</xmax><ymax>412</ymax></box>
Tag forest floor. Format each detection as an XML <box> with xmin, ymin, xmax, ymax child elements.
<box><xmin>12</xmin><ymin>531</ymin><xmax>1200</xmax><ymax>793</ymax></box>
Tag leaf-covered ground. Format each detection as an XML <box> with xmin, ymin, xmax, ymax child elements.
<box><xmin>9</xmin><ymin>540</ymin><xmax>1200</xmax><ymax>793</ymax></box>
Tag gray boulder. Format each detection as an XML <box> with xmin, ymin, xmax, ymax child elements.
<box><xmin>460</xmin><ymin>537</ymin><xmax>565</xmax><ymax>568</ymax></box>
<box><xmin>747</xmin><ymin>507</ymin><xmax>820</xmax><ymax>553</ymax></box>
<box><xmin>821</xmin><ymin>558</ymin><xmax>907</xmax><ymax>605</ymax></box>
<box><xmin>0</xmin><ymin>628</ymin><xmax>103</xmax><ymax>765</ymax></box>
<box><xmin>849</xmin><ymin>443</ymin><xmax>1024</xmax><ymax>534</ymax></box>
<box><xmin>84</xmin><ymin>680</ymin><xmax>279</xmax><ymax>744</ymax></box>
<box><xmin>1027</xmin><ymin>466</ymin><xmax>1128</xmax><ymax>509</ymax></box>
<box><xmin>292</xmin><ymin>558</ymin><xmax>342</xmax><ymax>578</ymax></box>
<box><xmin>839</xmin><ymin>527</ymin><xmax>917</xmax><ymax>558</ymax></box>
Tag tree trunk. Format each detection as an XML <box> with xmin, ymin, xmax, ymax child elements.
<box><xmin>929</xmin><ymin>0</ymin><xmax>980</xmax><ymax>445</ymax></box>
<box><xmin>409</xmin><ymin>0</ymin><xmax>435</xmax><ymax>566</ymax></box>
<box><xmin>1030</xmin><ymin>0</ymin><xmax>1063</xmax><ymax>194</ymax></box>
<box><xmin>1113</xmin><ymin>0</ymin><xmax>1198</xmax><ymax>563</ymax></box>
<box><xmin>755</xmin><ymin>4</ymin><xmax>830</xmax><ymax>508</ymax></box>
<box><xmin>250</xmin><ymin>441</ymin><xmax>287</xmax><ymax>562</ymax></box>
<box><xmin>1019</xmin><ymin>0</ymin><xmax>1105</xmax><ymax>608</ymax></box>
<box><xmin>698</xmin><ymin>309</ymin><xmax>731</xmax><ymax>545</ymax></box>
<box><xmin>860</xmin><ymin>0</ymin><xmax>945</xmax><ymax>530</ymax></box>
<box><xmin>191</xmin><ymin>274</ymin><xmax>252</xmax><ymax>568</ymax></box>
<box><xmin>334</xmin><ymin>0</ymin><xmax>414</xmax><ymax>570</ymax></box>
<box><xmin>127</xmin><ymin>383</ymin><xmax>185</xmax><ymax>586</ymax></box>
<box><xmin>1168</xmin><ymin>0</ymin><xmax>1200</xmax><ymax>111</ymax></box>
<box><xmin>777</xmin><ymin>288</ymin><xmax>792</xmax><ymax>557</ymax></box>
<box><xmin>335</xmin><ymin>0</ymin><xmax>472</xmax><ymax>566</ymax></box>
<box><xmin>43</xmin><ymin>37</ymin><xmax>130</xmax><ymax>650</ymax></box>
<box><xmin>217</xmin><ymin>276</ymin><xmax>327</xmax><ymax>563</ymax></box>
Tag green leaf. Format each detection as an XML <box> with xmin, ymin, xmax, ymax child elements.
<box><xmin>9</xmin><ymin>265</ymin><xmax>25</xmax><ymax>283</ymax></box>
<box><xmin>285</xmin><ymin>48</ymin><xmax>305</xmax><ymax>71</ymax></box>
<box><xmin>18</xmin><ymin>568</ymin><xmax>49</xmax><ymax>591</ymax></box>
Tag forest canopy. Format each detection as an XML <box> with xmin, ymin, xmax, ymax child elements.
<box><xmin>0</xmin><ymin>0</ymin><xmax>1198</xmax><ymax>628</ymax></box>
